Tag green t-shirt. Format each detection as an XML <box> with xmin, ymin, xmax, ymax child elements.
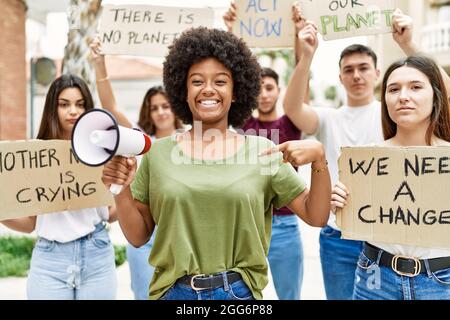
<box><xmin>131</xmin><ymin>134</ymin><xmax>306</xmax><ymax>300</ymax></box>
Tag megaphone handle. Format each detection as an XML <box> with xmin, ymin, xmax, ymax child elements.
<box><xmin>108</xmin><ymin>154</ymin><xmax>133</xmax><ymax>195</ymax></box>
<box><xmin>110</xmin><ymin>184</ymin><xmax>123</xmax><ymax>195</ymax></box>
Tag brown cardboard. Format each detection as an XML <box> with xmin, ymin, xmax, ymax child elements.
<box><xmin>298</xmin><ymin>0</ymin><xmax>397</xmax><ymax>40</ymax></box>
<box><xmin>99</xmin><ymin>4</ymin><xmax>214</xmax><ymax>57</ymax></box>
<box><xmin>0</xmin><ymin>140</ymin><xmax>113</xmax><ymax>220</ymax></box>
<box><xmin>337</xmin><ymin>146</ymin><xmax>450</xmax><ymax>249</ymax></box>
<box><xmin>232</xmin><ymin>0</ymin><xmax>296</xmax><ymax>48</ymax></box>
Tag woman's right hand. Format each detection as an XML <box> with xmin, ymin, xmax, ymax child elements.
<box><xmin>102</xmin><ymin>156</ymin><xmax>137</xmax><ymax>194</ymax></box>
<box><xmin>297</xmin><ymin>20</ymin><xmax>319</xmax><ymax>58</ymax></box>
<box><xmin>331</xmin><ymin>181</ymin><xmax>349</xmax><ymax>214</ymax></box>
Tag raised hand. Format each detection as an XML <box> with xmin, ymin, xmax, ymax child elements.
<box><xmin>223</xmin><ymin>1</ymin><xmax>237</xmax><ymax>32</ymax></box>
<box><xmin>297</xmin><ymin>21</ymin><xmax>319</xmax><ymax>58</ymax></box>
<box><xmin>392</xmin><ymin>8</ymin><xmax>414</xmax><ymax>50</ymax></box>
<box><xmin>89</xmin><ymin>34</ymin><xmax>105</xmax><ymax>66</ymax></box>
<box><xmin>292</xmin><ymin>1</ymin><xmax>307</xmax><ymax>32</ymax></box>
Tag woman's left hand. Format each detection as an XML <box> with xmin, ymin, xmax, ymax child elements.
<box><xmin>259</xmin><ymin>140</ymin><xmax>326</xmax><ymax>167</ymax></box>
<box><xmin>89</xmin><ymin>34</ymin><xmax>105</xmax><ymax>66</ymax></box>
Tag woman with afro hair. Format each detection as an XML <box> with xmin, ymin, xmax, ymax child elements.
<box><xmin>102</xmin><ymin>27</ymin><xmax>331</xmax><ymax>300</ymax></box>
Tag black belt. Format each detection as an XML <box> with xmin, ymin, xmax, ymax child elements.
<box><xmin>364</xmin><ymin>242</ymin><xmax>450</xmax><ymax>277</ymax></box>
<box><xmin>178</xmin><ymin>272</ymin><xmax>242</xmax><ymax>290</ymax></box>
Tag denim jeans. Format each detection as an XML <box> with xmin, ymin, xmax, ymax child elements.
<box><xmin>27</xmin><ymin>222</ymin><xmax>117</xmax><ymax>300</ymax></box>
<box><xmin>319</xmin><ymin>225</ymin><xmax>363</xmax><ymax>300</ymax></box>
<box><xmin>126</xmin><ymin>232</ymin><xmax>156</xmax><ymax>300</ymax></box>
<box><xmin>267</xmin><ymin>214</ymin><xmax>303</xmax><ymax>300</ymax></box>
<box><xmin>159</xmin><ymin>273</ymin><xmax>255</xmax><ymax>300</ymax></box>
<box><xmin>353</xmin><ymin>249</ymin><xmax>450</xmax><ymax>300</ymax></box>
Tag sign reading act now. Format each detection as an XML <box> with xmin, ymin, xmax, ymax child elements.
<box><xmin>337</xmin><ymin>147</ymin><xmax>450</xmax><ymax>250</ymax></box>
<box><xmin>0</xmin><ymin>140</ymin><xmax>113</xmax><ymax>221</ymax></box>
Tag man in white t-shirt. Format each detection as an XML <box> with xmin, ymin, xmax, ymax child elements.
<box><xmin>283</xmin><ymin>13</ymin><xmax>421</xmax><ymax>299</ymax></box>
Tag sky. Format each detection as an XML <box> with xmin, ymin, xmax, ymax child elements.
<box><xmin>26</xmin><ymin>0</ymin><xmax>368</xmax><ymax>103</ymax></box>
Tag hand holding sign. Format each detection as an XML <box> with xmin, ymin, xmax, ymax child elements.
<box><xmin>331</xmin><ymin>181</ymin><xmax>350</xmax><ymax>214</ymax></box>
<box><xmin>89</xmin><ymin>35</ymin><xmax>105</xmax><ymax>66</ymax></box>
<box><xmin>292</xmin><ymin>1</ymin><xmax>307</xmax><ymax>32</ymax></box>
<box><xmin>259</xmin><ymin>140</ymin><xmax>326</xmax><ymax>168</ymax></box>
<box><xmin>392</xmin><ymin>9</ymin><xmax>413</xmax><ymax>49</ymax></box>
<box><xmin>223</xmin><ymin>1</ymin><xmax>237</xmax><ymax>32</ymax></box>
<box><xmin>297</xmin><ymin>21</ymin><xmax>319</xmax><ymax>58</ymax></box>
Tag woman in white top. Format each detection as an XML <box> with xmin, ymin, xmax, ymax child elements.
<box><xmin>90</xmin><ymin>38</ymin><xmax>183</xmax><ymax>300</ymax></box>
<box><xmin>1</xmin><ymin>74</ymin><xmax>117</xmax><ymax>299</ymax></box>
<box><xmin>332</xmin><ymin>54</ymin><xmax>450</xmax><ymax>299</ymax></box>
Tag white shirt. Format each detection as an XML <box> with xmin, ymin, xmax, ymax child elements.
<box><xmin>315</xmin><ymin>101</ymin><xmax>384</xmax><ymax>229</ymax></box>
<box><xmin>371</xmin><ymin>241</ymin><xmax>450</xmax><ymax>259</ymax></box>
<box><xmin>35</xmin><ymin>207</ymin><xmax>109</xmax><ymax>243</ymax></box>
<box><xmin>316</xmin><ymin>101</ymin><xmax>450</xmax><ymax>258</ymax></box>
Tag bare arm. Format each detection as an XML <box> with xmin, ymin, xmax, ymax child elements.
<box><xmin>108</xmin><ymin>206</ymin><xmax>118</xmax><ymax>223</ymax></box>
<box><xmin>261</xmin><ymin>140</ymin><xmax>331</xmax><ymax>227</ymax></box>
<box><xmin>283</xmin><ymin>22</ymin><xmax>320</xmax><ymax>135</ymax></box>
<box><xmin>1</xmin><ymin>216</ymin><xmax>36</xmax><ymax>234</ymax></box>
<box><xmin>102</xmin><ymin>156</ymin><xmax>154</xmax><ymax>247</ymax></box>
<box><xmin>286</xmin><ymin>145</ymin><xmax>330</xmax><ymax>227</ymax></box>
<box><xmin>90</xmin><ymin>37</ymin><xmax>133</xmax><ymax>128</ymax></box>
<box><xmin>392</xmin><ymin>9</ymin><xmax>450</xmax><ymax>98</ymax></box>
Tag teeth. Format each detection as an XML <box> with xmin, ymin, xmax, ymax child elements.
<box><xmin>200</xmin><ymin>100</ymin><xmax>219</xmax><ymax>106</ymax></box>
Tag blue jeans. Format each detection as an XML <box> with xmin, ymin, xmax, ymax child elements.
<box><xmin>27</xmin><ymin>223</ymin><xmax>117</xmax><ymax>300</ymax></box>
<box><xmin>160</xmin><ymin>273</ymin><xmax>255</xmax><ymax>300</ymax></box>
<box><xmin>126</xmin><ymin>232</ymin><xmax>156</xmax><ymax>300</ymax></box>
<box><xmin>319</xmin><ymin>225</ymin><xmax>363</xmax><ymax>300</ymax></box>
<box><xmin>267</xmin><ymin>214</ymin><xmax>303</xmax><ymax>300</ymax></box>
<box><xmin>353</xmin><ymin>248</ymin><xmax>450</xmax><ymax>300</ymax></box>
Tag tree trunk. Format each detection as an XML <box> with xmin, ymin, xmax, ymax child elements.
<box><xmin>62</xmin><ymin>0</ymin><xmax>102</xmax><ymax>96</ymax></box>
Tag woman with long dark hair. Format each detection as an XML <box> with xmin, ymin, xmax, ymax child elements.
<box><xmin>1</xmin><ymin>74</ymin><xmax>117</xmax><ymax>299</ymax></box>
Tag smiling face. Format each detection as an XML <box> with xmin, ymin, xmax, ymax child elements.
<box><xmin>57</xmin><ymin>87</ymin><xmax>86</xmax><ymax>139</ymax></box>
<box><xmin>186</xmin><ymin>57</ymin><xmax>234</xmax><ymax>127</ymax></box>
<box><xmin>339</xmin><ymin>53</ymin><xmax>380</xmax><ymax>106</ymax></box>
<box><xmin>149</xmin><ymin>93</ymin><xmax>176</xmax><ymax>133</ymax></box>
<box><xmin>385</xmin><ymin>66</ymin><xmax>434</xmax><ymax>130</ymax></box>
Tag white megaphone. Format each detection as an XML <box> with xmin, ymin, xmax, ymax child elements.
<box><xmin>71</xmin><ymin>108</ymin><xmax>151</xmax><ymax>195</ymax></box>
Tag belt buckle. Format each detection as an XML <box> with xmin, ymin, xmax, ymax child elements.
<box><xmin>391</xmin><ymin>255</ymin><xmax>421</xmax><ymax>277</ymax></box>
<box><xmin>190</xmin><ymin>274</ymin><xmax>206</xmax><ymax>291</ymax></box>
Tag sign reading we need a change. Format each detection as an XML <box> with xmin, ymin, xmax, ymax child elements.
<box><xmin>337</xmin><ymin>147</ymin><xmax>450</xmax><ymax>250</ymax></box>
<box><xmin>232</xmin><ymin>0</ymin><xmax>296</xmax><ymax>48</ymax></box>
<box><xmin>98</xmin><ymin>4</ymin><xmax>214</xmax><ymax>57</ymax></box>
<box><xmin>299</xmin><ymin>0</ymin><xmax>397</xmax><ymax>40</ymax></box>
<box><xmin>0</xmin><ymin>140</ymin><xmax>113</xmax><ymax>221</ymax></box>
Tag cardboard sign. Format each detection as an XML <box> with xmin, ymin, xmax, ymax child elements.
<box><xmin>232</xmin><ymin>0</ymin><xmax>296</xmax><ymax>48</ymax></box>
<box><xmin>98</xmin><ymin>4</ymin><xmax>214</xmax><ymax>57</ymax></box>
<box><xmin>299</xmin><ymin>0</ymin><xmax>397</xmax><ymax>40</ymax></box>
<box><xmin>0</xmin><ymin>140</ymin><xmax>113</xmax><ymax>221</ymax></box>
<box><xmin>337</xmin><ymin>146</ymin><xmax>450</xmax><ymax>249</ymax></box>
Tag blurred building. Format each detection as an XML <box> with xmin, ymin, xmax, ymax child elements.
<box><xmin>0</xmin><ymin>0</ymin><xmax>165</xmax><ymax>140</ymax></box>
<box><xmin>0</xmin><ymin>0</ymin><xmax>27</xmax><ymax>140</ymax></box>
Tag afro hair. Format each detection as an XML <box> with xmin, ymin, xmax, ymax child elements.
<box><xmin>163</xmin><ymin>27</ymin><xmax>261</xmax><ymax>128</ymax></box>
